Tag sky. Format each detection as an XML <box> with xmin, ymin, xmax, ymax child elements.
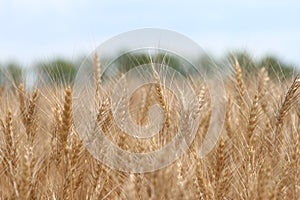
<box><xmin>0</xmin><ymin>0</ymin><xmax>300</xmax><ymax>67</ymax></box>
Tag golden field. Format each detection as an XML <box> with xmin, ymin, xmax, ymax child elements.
<box><xmin>0</xmin><ymin>56</ymin><xmax>299</xmax><ymax>199</ymax></box>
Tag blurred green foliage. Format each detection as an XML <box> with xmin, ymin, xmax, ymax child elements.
<box><xmin>226</xmin><ymin>51</ymin><xmax>257</xmax><ymax>72</ymax></box>
<box><xmin>7</xmin><ymin>62</ymin><xmax>23</xmax><ymax>84</ymax></box>
<box><xmin>227</xmin><ymin>51</ymin><xmax>295</xmax><ymax>79</ymax></box>
<box><xmin>259</xmin><ymin>56</ymin><xmax>294</xmax><ymax>78</ymax></box>
<box><xmin>0</xmin><ymin>51</ymin><xmax>298</xmax><ymax>87</ymax></box>
<box><xmin>36</xmin><ymin>58</ymin><xmax>78</xmax><ymax>85</ymax></box>
<box><xmin>112</xmin><ymin>52</ymin><xmax>194</xmax><ymax>77</ymax></box>
<box><xmin>0</xmin><ymin>62</ymin><xmax>23</xmax><ymax>86</ymax></box>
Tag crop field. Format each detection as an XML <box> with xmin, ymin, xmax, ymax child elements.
<box><xmin>0</xmin><ymin>55</ymin><xmax>299</xmax><ymax>199</ymax></box>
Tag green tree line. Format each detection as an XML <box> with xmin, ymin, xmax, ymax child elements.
<box><xmin>0</xmin><ymin>51</ymin><xmax>298</xmax><ymax>86</ymax></box>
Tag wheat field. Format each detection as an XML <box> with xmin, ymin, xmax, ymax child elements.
<box><xmin>0</xmin><ymin>55</ymin><xmax>299</xmax><ymax>199</ymax></box>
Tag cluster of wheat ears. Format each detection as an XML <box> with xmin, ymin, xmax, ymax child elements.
<box><xmin>0</xmin><ymin>54</ymin><xmax>299</xmax><ymax>199</ymax></box>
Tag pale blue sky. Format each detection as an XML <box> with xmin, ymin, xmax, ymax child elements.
<box><xmin>0</xmin><ymin>0</ymin><xmax>299</xmax><ymax>67</ymax></box>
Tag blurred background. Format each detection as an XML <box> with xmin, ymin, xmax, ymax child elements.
<box><xmin>0</xmin><ymin>0</ymin><xmax>299</xmax><ymax>84</ymax></box>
